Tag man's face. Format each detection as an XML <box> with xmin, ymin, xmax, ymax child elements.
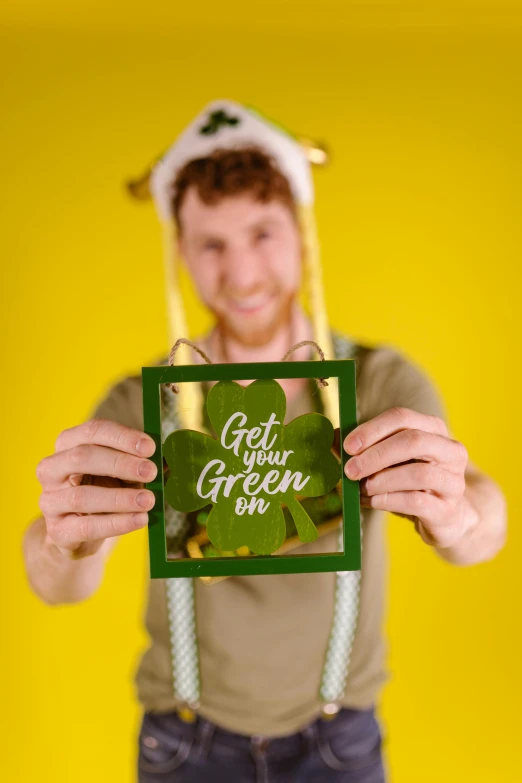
<box><xmin>177</xmin><ymin>188</ymin><xmax>302</xmax><ymax>347</ymax></box>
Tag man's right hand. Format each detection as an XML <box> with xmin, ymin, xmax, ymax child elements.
<box><xmin>36</xmin><ymin>419</ymin><xmax>157</xmax><ymax>559</ymax></box>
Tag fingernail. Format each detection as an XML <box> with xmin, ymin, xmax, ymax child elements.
<box><xmin>138</xmin><ymin>460</ymin><xmax>156</xmax><ymax>480</ymax></box>
<box><xmin>137</xmin><ymin>491</ymin><xmax>154</xmax><ymax>508</ymax></box>
<box><xmin>132</xmin><ymin>512</ymin><xmax>148</xmax><ymax>527</ymax></box>
<box><xmin>345</xmin><ymin>435</ymin><xmax>362</xmax><ymax>454</ymax></box>
<box><xmin>136</xmin><ymin>438</ymin><xmax>153</xmax><ymax>455</ymax></box>
<box><xmin>346</xmin><ymin>459</ymin><xmax>360</xmax><ymax>479</ymax></box>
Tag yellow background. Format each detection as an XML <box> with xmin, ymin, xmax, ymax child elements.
<box><xmin>2</xmin><ymin>1</ymin><xmax>521</xmax><ymax>780</ymax></box>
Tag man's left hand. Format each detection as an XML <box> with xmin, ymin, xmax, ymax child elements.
<box><xmin>343</xmin><ymin>407</ymin><xmax>479</xmax><ymax>550</ymax></box>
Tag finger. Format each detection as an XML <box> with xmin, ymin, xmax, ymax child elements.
<box><xmin>360</xmin><ymin>490</ymin><xmax>462</xmax><ymax>547</ymax></box>
<box><xmin>344</xmin><ymin>407</ymin><xmax>448</xmax><ymax>455</ymax></box>
<box><xmin>46</xmin><ymin>511</ymin><xmax>149</xmax><ymax>549</ymax></box>
<box><xmin>345</xmin><ymin>429</ymin><xmax>467</xmax><ymax>480</ymax></box>
<box><xmin>360</xmin><ymin>489</ymin><xmax>446</xmax><ymax>520</ymax></box>
<box><xmin>363</xmin><ymin>463</ymin><xmax>466</xmax><ymax>499</ymax></box>
<box><xmin>36</xmin><ymin>444</ymin><xmax>157</xmax><ymax>490</ymax></box>
<box><xmin>55</xmin><ymin>419</ymin><xmax>156</xmax><ymax>458</ymax></box>
<box><xmin>39</xmin><ymin>485</ymin><xmax>156</xmax><ymax>517</ymax></box>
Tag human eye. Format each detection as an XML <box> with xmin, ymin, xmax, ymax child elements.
<box><xmin>202</xmin><ymin>239</ymin><xmax>223</xmax><ymax>253</ymax></box>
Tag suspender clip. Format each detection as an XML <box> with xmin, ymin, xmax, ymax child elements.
<box><xmin>177</xmin><ymin>703</ymin><xmax>199</xmax><ymax>723</ymax></box>
<box><xmin>320</xmin><ymin>702</ymin><xmax>341</xmax><ymax>721</ymax></box>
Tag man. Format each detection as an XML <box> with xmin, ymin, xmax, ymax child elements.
<box><xmin>23</xmin><ymin>102</ymin><xmax>506</xmax><ymax>782</ymax></box>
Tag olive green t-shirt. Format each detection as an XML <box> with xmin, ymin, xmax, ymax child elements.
<box><xmin>92</xmin><ymin>341</ymin><xmax>445</xmax><ymax>737</ymax></box>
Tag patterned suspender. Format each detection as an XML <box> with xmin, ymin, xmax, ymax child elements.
<box><xmin>161</xmin><ymin>333</ymin><xmax>362</xmax><ymax>716</ymax></box>
<box><xmin>161</xmin><ymin>406</ymin><xmax>201</xmax><ymax>710</ymax></box>
<box><xmin>318</xmin><ymin>335</ymin><xmax>362</xmax><ymax>712</ymax></box>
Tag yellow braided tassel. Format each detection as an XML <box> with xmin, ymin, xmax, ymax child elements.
<box><xmin>161</xmin><ymin>221</ymin><xmax>204</xmax><ymax>431</ymax></box>
<box><xmin>299</xmin><ymin>204</ymin><xmax>340</xmax><ymax>428</ymax></box>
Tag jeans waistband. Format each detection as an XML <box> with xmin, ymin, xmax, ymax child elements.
<box><xmin>145</xmin><ymin>706</ymin><xmax>375</xmax><ymax>761</ymax></box>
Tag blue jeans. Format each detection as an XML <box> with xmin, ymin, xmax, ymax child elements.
<box><xmin>138</xmin><ymin>706</ymin><xmax>386</xmax><ymax>782</ymax></box>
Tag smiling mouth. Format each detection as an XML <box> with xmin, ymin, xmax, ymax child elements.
<box><xmin>227</xmin><ymin>292</ymin><xmax>276</xmax><ymax>314</ymax></box>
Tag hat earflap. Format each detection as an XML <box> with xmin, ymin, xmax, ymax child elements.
<box><xmin>161</xmin><ymin>220</ymin><xmax>205</xmax><ymax>431</ymax></box>
<box><xmin>299</xmin><ymin>205</ymin><xmax>339</xmax><ymax>428</ymax></box>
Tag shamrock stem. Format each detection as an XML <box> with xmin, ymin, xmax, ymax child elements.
<box><xmin>285</xmin><ymin>495</ymin><xmax>319</xmax><ymax>544</ymax></box>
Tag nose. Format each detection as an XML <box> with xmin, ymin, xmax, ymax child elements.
<box><xmin>222</xmin><ymin>245</ymin><xmax>264</xmax><ymax>291</ymax></box>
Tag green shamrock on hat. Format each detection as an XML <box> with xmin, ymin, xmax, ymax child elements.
<box><xmin>199</xmin><ymin>109</ymin><xmax>240</xmax><ymax>136</ymax></box>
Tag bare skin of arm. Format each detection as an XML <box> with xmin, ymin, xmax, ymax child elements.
<box><xmin>23</xmin><ymin>419</ymin><xmax>157</xmax><ymax>606</ymax></box>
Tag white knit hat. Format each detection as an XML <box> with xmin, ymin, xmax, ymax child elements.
<box><xmin>150</xmin><ymin>100</ymin><xmax>315</xmax><ymax>221</ymax></box>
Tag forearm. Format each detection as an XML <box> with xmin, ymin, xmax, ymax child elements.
<box><xmin>23</xmin><ymin>516</ymin><xmax>113</xmax><ymax>605</ymax></box>
<box><xmin>432</xmin><ymin>473</ymin><xmax>507</xmax><ymax>566</ymax></box>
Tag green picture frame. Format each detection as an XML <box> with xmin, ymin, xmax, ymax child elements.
<box><xmin>142</xmin><ymin>359</ymin><xmax>361</xmax><ymax>578</ymax></box>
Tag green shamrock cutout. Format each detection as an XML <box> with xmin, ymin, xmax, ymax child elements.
<box><xmin>163</xmin><ymin>379</ymin><xmax>341</xmax><ymax>556</ymax></box>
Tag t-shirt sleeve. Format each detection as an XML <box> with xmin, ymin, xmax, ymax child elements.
<box><xmin>357</xmin><ymin>345</ymin><xmax>449</xmax><ymax>532</ymax></box>
<box><xmin>89</xmin><ymin>375</ymin><xmax>144</xmax><ymax>432</ymax></box>
<box><xmin>357</xmin><ymin>345</ymin><xmax>447</xmax><ymax>426</ymax></box>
